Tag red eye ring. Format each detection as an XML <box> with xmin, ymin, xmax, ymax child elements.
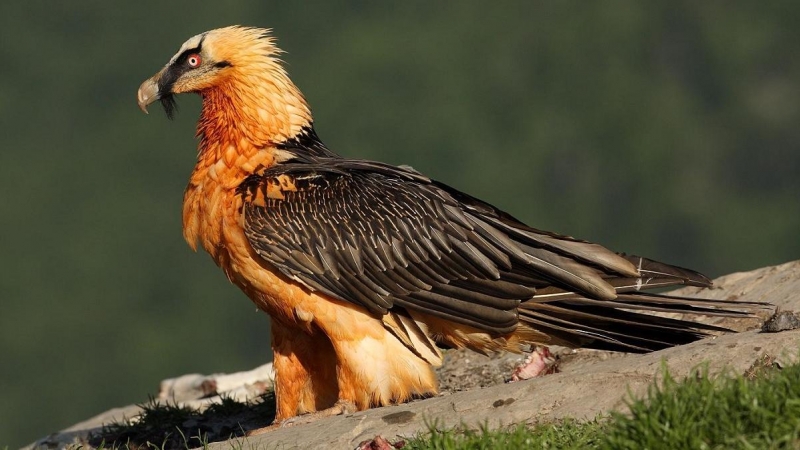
<box><xmin>187</xmin><ymin>54</ymin><xmax>202</xmax><ymax>68</ymax></box>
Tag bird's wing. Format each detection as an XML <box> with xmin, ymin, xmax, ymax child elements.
<box><xmin>237</xmin><ymin>159</ymin><xmax>770</xmax><ymax>353</ymax></box>
<box><xmin>237</xmin><ymin>159</ymin><xmax>666</xmax><ymax>334</ymax></box>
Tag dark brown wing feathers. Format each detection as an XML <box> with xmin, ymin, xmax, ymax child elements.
<box><xmin>238</xmin><ymin>159</ymin><xmax>767</xmax><ymax>352</ymax></box>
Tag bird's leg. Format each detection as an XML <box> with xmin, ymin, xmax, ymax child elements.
<box><xmin>316</xmin><ymin>306</ymin><xmax>439</xmax><ymax>410</ymax></box>
<box><xmin>330</xmin><ymin>337</ymin><xmax>439</xmax><ymax>409</ymax></box>
<box><xmin>269</xmin><ymin>320</ymin><xmax>339</xmax><ymax>422</ymax></box>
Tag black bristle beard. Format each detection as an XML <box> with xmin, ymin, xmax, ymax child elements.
<box><xmin>160</xmin><ymin>94</ymin><xmax>178</xmax><ymax>120</ymax></box>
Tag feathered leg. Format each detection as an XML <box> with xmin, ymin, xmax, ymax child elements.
<box><xmin>270</xmin><ymin>319</ymin><xmax>339</xmax><ymax>421</ymax></box>
<box><xmin>310</xmin><ymin>299</ymin><xmax>439</xmax><ymax>409</ymax></box>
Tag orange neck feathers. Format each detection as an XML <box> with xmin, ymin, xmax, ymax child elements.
<box><xmin>197</xmin><ymin>54</ymin><xmax>312</xmax><ymax>155</ymax></box>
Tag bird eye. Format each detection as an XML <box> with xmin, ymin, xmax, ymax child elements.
<box><xmin>187</xmin><ymin>54</ymin><xmax>202</xmax><ymax>68</ymax></box>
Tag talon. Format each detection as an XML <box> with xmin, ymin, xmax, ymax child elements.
<box><xmin>246</xmin><ymin>399</ymin><xmax>358</xmax><ymax>435</ymax></box>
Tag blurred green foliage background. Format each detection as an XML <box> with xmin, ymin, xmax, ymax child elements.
<box><xmin>1</xmin><ymin>1</ymin><xmax>798</xmax><ymax>447</ymax></box>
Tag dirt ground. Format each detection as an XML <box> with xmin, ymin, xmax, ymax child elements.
<box><xmin>435</xmin><ymin>347</ymin><xmax>523</xmax><ymax>393</ymax></box>
<box><xmin>436</xmin><ymin>345</ymin><xmax>632</xmax><ymax>394</ymax></box>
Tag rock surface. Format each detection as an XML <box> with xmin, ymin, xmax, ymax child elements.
<box><xmin>25</xmin><ymin>260</ymin><xmax>800</xmax><ymax>450</ymax></box>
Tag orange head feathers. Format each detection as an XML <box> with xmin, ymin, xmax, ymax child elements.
<box><xmin>138</xmin><ymin>26</ymin><xmax>312</xmax><ymax>147</ymax></box>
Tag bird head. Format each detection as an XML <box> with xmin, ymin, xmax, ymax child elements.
<box><xmin>138</xmin><ymin>27</ymin><xmax>242</xmax><ymax>117</ymax></box>
<box><xmin>138</xmin><ymin>26</ymin><xmax>312</xmax><ymax>145</ymax></box>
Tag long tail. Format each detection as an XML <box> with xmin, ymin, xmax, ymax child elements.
<box><xmin>518</xmin><ymin>255</ymin><xmax>771</xmax><ymax>352</ymax></box>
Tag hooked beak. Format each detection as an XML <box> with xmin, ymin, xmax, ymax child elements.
<box><xmin>137</xmin><ymin>71</ymin><xmax>162</xmax><ymax>114</ymax></box>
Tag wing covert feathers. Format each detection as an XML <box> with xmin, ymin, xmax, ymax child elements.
<box><xmin>238</xmin><ymin>158</ymin><xmax>770</xmax><ymax>354</ymax></box>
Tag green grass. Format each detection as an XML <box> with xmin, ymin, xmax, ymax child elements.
<box><xmin>601</xmin><ymin>359</ymin><xmax>800</xmax><ymax>449</ymax></box>
<box><xmin>92</xmin><ymin>355</ymin><xmax>800</xmax><ymax>450</ymax></box>
<box><xmin>404</xmin><ymin>419</ymin><xmax>605</xmax><ymax>450</ymax></box>
<box><xmin>407</xmin><ymin>354</ymin><xmax>800</xmax><ymax>450</ymax></box>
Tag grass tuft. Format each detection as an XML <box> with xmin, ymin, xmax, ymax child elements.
<box><xmin>603</xmin><ymin>358</ymin><xmax>798</xmax><ymax>449</ymax></box>
<box><xmin>89</xmin><ymin>393</ymin><xmax>274</xmax><ymax>450</ymax></box>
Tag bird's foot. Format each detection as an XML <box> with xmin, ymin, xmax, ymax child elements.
<box><xmin>246</xmin><ymin>400</ymin><xmax>358</xmax><ymax>436</ymax></box>
<box><xmin>511</xmin><ymin>346</ymin><xmax>558</xmax><ymax>381</ymax></box>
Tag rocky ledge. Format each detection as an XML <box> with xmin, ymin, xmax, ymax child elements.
<box><xmin>27</xmin><ymin>260</ymin><xmax>800</xmax><ymax>450</ymax></box>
